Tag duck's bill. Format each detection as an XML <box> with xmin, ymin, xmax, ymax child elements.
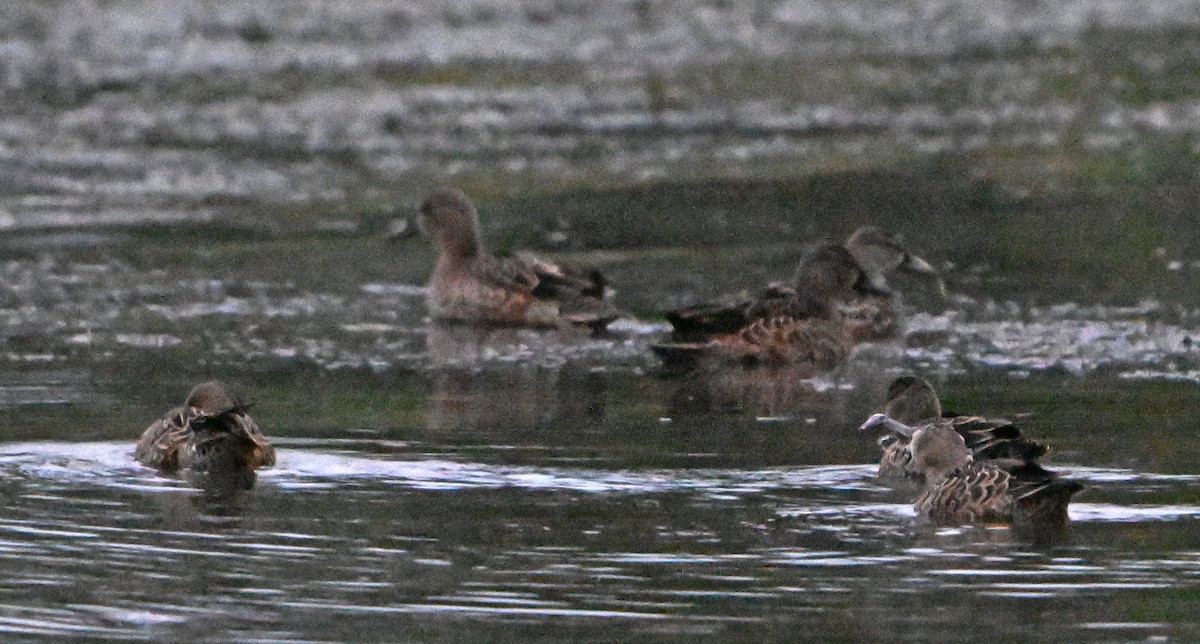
<box><xmin>901</xmin><ymin>253</ymin><xmax>948</xmax><ymax>298</ymax></box>
<box><xmin>853</xmin><ymin>274</ymin><xmax>894</xmax><ymax>298</ymax></box>
<box><xmin>858</xmin><ymin>413</ymin><xmax>917</xmax><ymax>437</ymax></box>
<box><xmin>900</xmin><ymin>253</ymin><xmax>937</xmax><ymax>275</ymax></box>
<box><xmin>386</xmin><ymin>216</ymin><xmax>420</xmax><ymax>241</ymax></box>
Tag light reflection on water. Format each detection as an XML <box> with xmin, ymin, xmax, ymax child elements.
<box><xmin>3</xmin><ymin>0</ymin><xmax>1200</xmax><ymax>637</ymax></box>
<box><xmin>3</xmin><ymin>284</ymin><xmax>1200</xmax><ymax>638</ymax></box>
<box><xmin>0</xmin><ymin>434</ymin><xmax>1197</xmax><ymax>638</ymax></box>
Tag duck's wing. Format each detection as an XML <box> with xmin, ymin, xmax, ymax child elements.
<box><xmin>556</xmin><ymin>291</ymin><xmax>620</xmax><ymax>330</ymax></box>
<box><xmin>877</xmin><ymin>433</ymin><xmax>915</xmax><ymax>479</ymax></box>
<box><xmin>664</xmin><ymin>302</ymin><xmax>754</xmax><ymax>336</ymax></box>
<box><xmin>730</xmin><ymin>316</ymin><xmax>852</xmax><ymax>369</ymax></box>
<box><xmin>134</xmin><ymin>407</ymin><xmax>190</xmax><ymax>472</ymax></box>
<box><xmin>838</xmin><ymin>293</ymin><xmax>898</xmax><ymax>341</ymax></box>
<box><xmin>474</xmin><ymin>254</ymin><xmax>541</xmax><ymax>294</ymax></box>
<box><xmin>654</xmin><ymin>316</ymin><xmax>851</xmax><ymax>371</ymax></box>
<box><xmin>744</xmin><ymin>288</ymin><xmax>829</xmax><ymax>321</ymax></box>
<box><xmin>916</xmin><ymin>461</ymin><xmax>1016</xmax><ymax>524</ymax></box>
<box><xmin>919</xmin><ymin>458</ymin><xmax>1081</xmax><ymax>528</ymax></box>
<box><xmin>950</xmin><ymin>416</ymin><xmax>1049</xmax><ymax>462</ymax></box>
<box><xmin>509</xmin><ymin>252</ymin><xmax>620</xmax><ymax>329</ymax></box>
<box><xmin>230</xmin><ymin>412</ymin><xmax>276</xmax><ymax>469</ymax></box>
<box><xmin>997</xmin><ymin>459</ymin><xmax>1083</xmax><ymax>530</ymax></box>
<box><xmin>191</xmin><ymin>409</ymin><xmax>276</xmax><ymax>470</ymax></box>
<box><xmin>509</xmin><ymin>252</ymin><xmax>605</xmax><ymax>298</ymax></box>
<box><xmin>1012</xmin><ymin>476</ymin><xmax>1084</xmax><ymax>530</ymax></box>
<box><xmin>665</xmin><ymin>285</ymin><xmax>810</xmax><ymax>337</ymax></box>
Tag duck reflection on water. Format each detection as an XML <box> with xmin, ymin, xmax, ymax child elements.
<box><xmin>424</xmin><ymin>323</ymin><xmax>611</xmax><ymax>433</ymax></box>
<box><xmin>666</xmin><ymin>363</ymin><xmax>824</xmax><ymax>417</ymax></box>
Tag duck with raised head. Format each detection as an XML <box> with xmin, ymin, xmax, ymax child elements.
<box><xmin>651</xmin><ymin>243</ymin><xmax>875</xmax><ymax>372</ymax></box>
<box><xmin>839</xmin><ymin>226</ymin><xmax>943</xmax><ymax>340</ymax></box>
<box><xmin>416</xmin><ymin>188</ymin><xmax>618</xmax><ymax>332</ymax></box>
<box><xmin>867</xmin><ymin>375</ymin><xmax>1047</xmax><ymax>481</ymax></box>
<box><xmin>859</xmin><ymin>412</ymin><xmax>1082</xmax><ymax>531</ymax></box>
<box><xmin>134</xmin><ymin>381</ymin><xmax>275</xmax><ymax>482</ymax></box>
<box><xmin>664</xmin><ymin>225</ymin><xmax>940</xmax><ymax>339</ymax></box>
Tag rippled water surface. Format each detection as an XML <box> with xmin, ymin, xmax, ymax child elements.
<box><xmin>5</xmin><ymin>0</ymin><xmax>1200</xmax><ymax>641</ymax></box>
<box><xmin>3</xmin><ymin>340</ymin><xmax>1200</xmax><ymax>640</ymax></box>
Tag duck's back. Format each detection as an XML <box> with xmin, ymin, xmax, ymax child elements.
<box><xmin>730</xmin><ymin>315</ymin><xmax>852</xmax><ymax>369</ymax></box>
<box><xmin>134</xmin><ymin>407</ymin><xmax>275</xmax><ymax>474</ymax></box>
<box><xmin>430</xmin><ymin>252</ymin><xmax>615</xmax><ymax>329</ymax></box>
<box><xmin>915</xmin><ymin>461</ymin><xmax>1017</xmax><ymax>524</ymax></box>
<box><xmin>916</xmin><ymin>459</ymin><xmax>1078</xmax><ymax>527</ymax></box>
<box><xmin>181</xmin><ymin>412</ymin><xmax>276</xmax><ymax>473</ymax></box>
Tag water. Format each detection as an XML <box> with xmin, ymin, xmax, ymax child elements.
<box><xmin>4</xmin><ymin>0</ymin><xmax>1200</xmax><ymax>640</ymax></box>
<box><xmin>2</xmin><ymin>347</ymin><xmax>1200</xmax><ymax>639</ymax></box>
<box><xmin>0</xmin><ymin>431</ymin><xmax>1198</xmax><ymax>640</ymax></box>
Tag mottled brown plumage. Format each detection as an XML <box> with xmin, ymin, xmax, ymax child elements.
<box><xmin>652</xmin><ymin>243</ymin><xmax>862</xmax><ymax>371</ymax></box>
<box><xmin>134</xmin><ymin>381</ymin><xmax>275</xmax><ymax>478</ymax></box>
<box><xmin>859</xmin><ymin>413</ymin><xmax>1082</xmax><ymax>530</ymax></box>
<box><xmin>664</xmin><ymin>226</ymin><xmax>939</xmax><ymax>339</ymax></box>
<box><xmin>870</xmin><ymin>376</ymin><xmax>1047</xmax><ymax>481</ymax></box>
<box><xmin>418</xmin><ymin>188</ymin><xmax>618</xmax><ymax>331</ymax></box>
<box><xmin>707</xmin><ymin>315</ymin><xmax>852</xmax><ymax>371</ymax></box>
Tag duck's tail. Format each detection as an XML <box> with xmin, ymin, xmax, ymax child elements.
<box><xmin>1012</xmin><ymin>478</ymin><xmax>1084</xmax><ymax>542</ymax></box>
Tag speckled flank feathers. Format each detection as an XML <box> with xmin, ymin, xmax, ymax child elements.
<box><xmin>652</xmin><ymin>243</ymin><xmax>866</xmax><ymax>371</ymax></box>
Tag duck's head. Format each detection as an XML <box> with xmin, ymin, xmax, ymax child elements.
<box><xmin>418</xmin><ymin>188</ymin><xmax>484</xmax><ymax>259</ymax></box>
<box><xmin>794</xmin><ymin>242</ymin><xmax>889</xmax><ymax>303</ymax></box>
<box><xmin>907</xmin><ymin>421</ymin><xmax>970</xmax><ymax>481</ymax></box>
<box><xmin>185</xmin><ymin>381</ymin><xmax>240</xmax><ymax>416</ymax></box>
<box><xmin>882</xmin><ymin>375</ymin><xmax>942</xmax><ymax>425</ymax></box>
<box><xmin>844</xmin><ymin>226</ymin><xmax>942</xmax><ymax>295</ymax></box>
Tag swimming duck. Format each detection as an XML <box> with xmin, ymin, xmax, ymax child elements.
<box><xmin>839</xmin><ymin>226</ymin><xmax>943</xmax><ymax>340</ymax></box>
<box><xmin>664</xmin><ymin>226</ymin><xmax>940</xmax><ymax>339</ymax></box>
<box><xmin>134</xmin><ymin>381</ymin><xmax>275</xmax><ymax>481</ymax></box>
<box><xmin>651</xmin><ymin>243</ymin><xmax>870</xmax><ymax>371</ymax></box>
<box><xmin>868</xmin><ymin>375</ymin><xmax>1047</xmax><ymax>481</ymax></box>
<box><xmin>858</xmin><ymin>413</ymin><xmax>1082</xmax><ymax>530</ymax></box>
<box><xmin>417</xmin><ymin>188</ymin><xmax>618</xmax><ymax>331</ymax></box>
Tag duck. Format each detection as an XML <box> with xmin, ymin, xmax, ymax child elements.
<box><xmin>664</xmin><ymin>225</ymin><xmax>940</xmax><ymax>339</ymax></box>
<box><xmin>651</xmin><ymin>243</ymin><xmax>871</xmax><ymax>372</ymax></box>
<box><xmin>867</xmin><ymin>375</ymin><xmax>1047</xmax><ymax>481</ymax></box>
<box><xmin>839</xmin><ymin>226</ymin><xmax>943</xmax><ymax>340</ymax></box>
<box><xmin>858</xmin><ymin>412</ymin><xmax>1082</xmax><ymax>531</ymax></box>
<box><xmin>134</xmin><ymin>381</ymin><xmax>275</xmax><ymax>483</ymax></box>
<box><xmin>416</xmin><ymin>188</ymin><xmax>618</xmax><ymax>331</ymax></box>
